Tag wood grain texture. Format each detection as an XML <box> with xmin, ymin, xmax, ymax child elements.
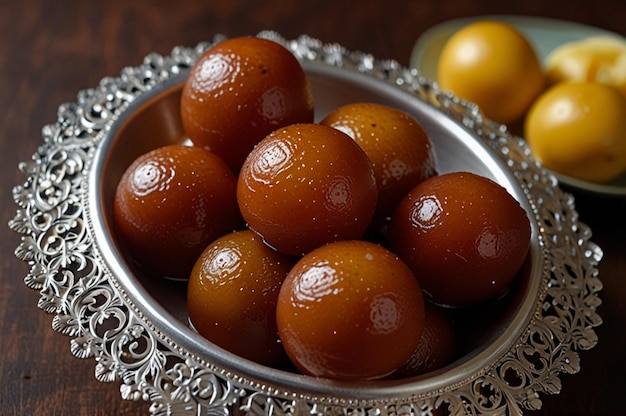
<box><xmin>2</xmin><ymin>0</ymin><xmax>625</xmax><ymax>414</ymax></box>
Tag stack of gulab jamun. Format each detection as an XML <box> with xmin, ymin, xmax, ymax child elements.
<box><xmin>113</xmin><ymin>36</ymin><xmax>531</xmax><ymax>382</ymax></box>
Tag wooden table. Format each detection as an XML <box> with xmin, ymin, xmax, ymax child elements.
<box><xmin>2</xmin><ymin>1</ymin><xmax>625</xmax><ymax>414</ymax></box>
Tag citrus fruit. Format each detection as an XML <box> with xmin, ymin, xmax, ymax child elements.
<box><xmin>545</xmin><ymin>35</ymin><xmax>626</xmax><ymax>97</ymax></box>
<box><xmin>437</xmin><ymin>20</ymin><xmax>545</xmax><ymax>124</ymax></box>
<box><xmin>525</xmin><ymin>81</ymin><xmax>626</xmax><ymax>183</ymax></box>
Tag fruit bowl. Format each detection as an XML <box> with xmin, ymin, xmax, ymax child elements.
<box><xmin>410</xmin><ymin>15</ymin><xmax>626</xmax><ymax>197</ymax></box>
<box><xmin>10</xmin><ymin>31</ymin><xmax>603</xmax><ymax>415</ymax></box>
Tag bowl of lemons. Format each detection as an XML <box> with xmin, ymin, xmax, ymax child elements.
<box><xmin>411</xmin><ymin>15</ymin><xmax>626</xmax><ymax>197</ymax></box>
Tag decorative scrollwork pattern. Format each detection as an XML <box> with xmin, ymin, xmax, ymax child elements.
<box><xmin>9</xmin><ymin>32</ymin><xmax>602</xmax><ymax>415</ymax></box>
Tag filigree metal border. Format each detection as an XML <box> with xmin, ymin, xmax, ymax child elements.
<box><xmin>9</xmin><ymin>32</ymin><xmax>603</xmax><ymax>415</ymax></box>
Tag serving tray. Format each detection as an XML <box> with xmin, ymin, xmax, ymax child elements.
<box><xmin>9</xmin><ymin>31</ymin><xmax>603</xmax><ymax>415</ymax></box>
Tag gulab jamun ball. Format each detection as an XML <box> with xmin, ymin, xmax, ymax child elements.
<box><xmin>393</xmin><ymin>302</ymin><xmax>456</xmax><ymax>377</ymax></box>
<box><xmin>237</xmin><ymin>123</ymin><xmax>378</xmax><ymax>256</ymax></box>
<box><xmin>187</xmin><ymin>230</ymin><xmax>295</xmax><ymax>366</ymax></box>
<box><xmin>320</xmin><ymin>102</ymin><xmax>437</xmax><ymax>219</ymax></box>
<box><xmin>180</xmin><ymin>36</ymin><xmax>315</xmax><ymax>171</ymax></box>
<box><xmin>276</xmin><ymin>240</ymin><xmax>425</xmax><ymax>380</ymax></box>
<box><xmin>387</xmin><ymin>171</ymin><xmax>531</xmax><ymax>307</ymax></box>
<box><xmin>113</xmin><ymin>144</ymin><xmax>241</xmax><ymax>280</ymax></box>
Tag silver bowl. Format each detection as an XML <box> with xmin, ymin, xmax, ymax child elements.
<box><xmin>10</xmin><ymin>32</ymin><xmax>603</xmax><ymax>415</ymax></box>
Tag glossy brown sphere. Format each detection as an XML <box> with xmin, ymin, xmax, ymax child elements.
<box><xmin>237</xmin><ymin>123</ymin><xmax>378</xmax><ymax>256</ymax></box>
<box><xmin>393</xmin><ymin>302</ymin><xmax>456</xmax><ymax>377</ymax></box>
<box><xmin>180</xmin><ymin>36</ymin><xmax>314</xmax><ymax>171</ymax></box>
<box><xmin>321</xmin><ymin>102</ymin><xmax>437</xmax><ymax>219</ymax></box>
<box><xmin>387</xmin><ymin>171</ymin><xmax>531</xmax><ymax>307</ymax></box>
<box><xmin>187</xmin><ymin>230</ymin><xmax>295</xmax><ymax>366</ymax></box>
<box><xmin>113</xmin><ymin>145</ymin><xmax>241</xmax><ymax>280</ymax></box>
<box><xmin>276</xmin><ymin>240</ymin><xmax>425</xmax><ymax>380</ymax></box>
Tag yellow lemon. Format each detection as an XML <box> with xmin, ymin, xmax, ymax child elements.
<box><xmin>525</xmin><ymin>81</ymin><xmax>626</xmax><ymax>183</ymax></box>
<box><xmin>546</xmin><ymin>35</ymin><xmax>626</xmax><ymax>97</ymax></box>
<box><xmin>437</xmin><ymin>20</ymin><xmax>545</xmax><ymax>125</ymax></box>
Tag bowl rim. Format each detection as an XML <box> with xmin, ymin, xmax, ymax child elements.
<box><xmin>10</xmin><ymin>31</ymin><xmax>603</xmax><ymax>415</ymax></box>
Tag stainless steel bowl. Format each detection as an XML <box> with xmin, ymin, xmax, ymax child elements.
<box><xmin>10</xmin><ymin>32</ymin><xmax>603</xmax><ymax>415</ymax></box>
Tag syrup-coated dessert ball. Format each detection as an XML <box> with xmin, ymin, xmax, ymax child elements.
<box><xmin>113</xmin><ymin>145</ymin><xmax>241</xmax><ymax>280</ymax></box>
<box><xmin>321</xmin><ymin>102</ymin><xmax>437</xmax><ymax>219</ymax></box>
<box><xmin>276</xmin><ymin>240</ymin><xmax>425</xmax><ymax>380</ymax></box>
<box><xmin>393</xmin><ymin>302</ymin><xmax>456</xmax><ymax>377</ymax></box>
<box><xmin>181</xmin><ymin>36</ymin><xmax>314</xmax><ymax>171</ymax></box>
<box><xmin>187</xmin><ymin>230</ymin><xmax>295</xmax><ymax>366</ymax></box>
<box><xmin>237</xmin><ymin>123</ymin><xmax>378</xmax><ymax>256</ymax></box>
<box><xmin>388</xmin><ymin>171</ymin><xmax>531</xmax><ymax>307</ymax></box>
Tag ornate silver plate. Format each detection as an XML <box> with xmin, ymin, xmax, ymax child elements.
<box><xmin>10</xmin><ymin>32</ymin><xmax>603</xmax><ymax>415</ymax></box>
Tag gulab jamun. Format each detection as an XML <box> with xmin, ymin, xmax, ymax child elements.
<box><xmin>321</xmin><ymin>102</ymin><xmax>437</xmax><ymax>219</ymax></box>
<box><xmin>387</xmin><ymin>171</ymin><xmax>531</xmax><ymax>307</ymax></box>
<box><xmin>393</xmin><ymin>302</ymin><xmax>456</xmax><ymax>377</ymax></box>
<box><xmin>113</xmin><ymin>144</ymin><xmax>241</xmax><ymax>280</ymax></box>
<box><xmin>187</xmin><ymin>230</ymin><xmax>295</xmax><ymax>366</ymax></box>
<box><xmin>276</xmin><ymin>240</ymin><xmax>425</xmax><ymax>380</ymax></box>
<box><xmin>237</xmin><ymin>123</ymin><xmax>378</xmax><ymax>256</ymax></box>
<box><xmin>180</xmin><ymin>36</ymin><xmax>315</xmax><ymax>171</ymax></box>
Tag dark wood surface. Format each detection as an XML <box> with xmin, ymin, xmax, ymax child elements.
<box><xmin>2</xmin><ymin>1</ymin><xmax>625</xmax><ymax>414</ymax></box>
